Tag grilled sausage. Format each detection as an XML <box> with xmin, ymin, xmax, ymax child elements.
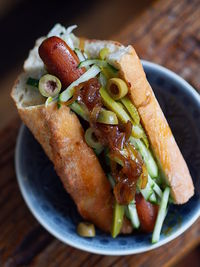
<box><xmin>39</xmin><ymin>36</ymin><xmax>85</xmax><ymax>88</ymax></box>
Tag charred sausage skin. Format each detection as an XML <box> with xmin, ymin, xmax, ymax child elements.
<box><xmin>39</xmin><ymin>36</ymin><xmax>85</xmax><ymax>88</ymax></box>
<box><xmin>135</xmin><ymin>193</ymin><xmax>158</xmax><ymax>232</ymax></box>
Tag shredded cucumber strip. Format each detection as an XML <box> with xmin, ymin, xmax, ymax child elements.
<box><xmin>99</xmin><ymin>72</ymin><xmax>107</xmax><ymax>87</ymax></box>
<box><xmin>78</xmin><ymin>59</ymin><xmax>108</xmax><ymax>68</ymax></box>
<box><xmin>129</xmin><ymin>137</ymin><xmax>158</xmax><ymax>178</ymax></box>
<box><xmin>74</xmin><ymin>48</ymin><xmax>90</xmax><ymax>70</ymax></box>
<box><xmin>149</xmin><ymin>192</ymin><xmax>157</xmax><ymax>203</ymax></box>
<box><xmin>121</xmin><ymin>97</ymin><xmax>140</xmax><ymax>125</ymax></box>
<box><xmin>59</xmin><ymin>65</ymin><xmax>101</xmax><ymax>102</ymax></box>
<box><xmin>45</xmin><ymin>96</ymin><xmax>53</xmax><ymax>107</ymax></box>
<box><xmin>127</xmin><ymin>201</ymin><xmax>140</xmax><ymax>229</ymax></box>
<box><xmin>74</xmin><ymin>48</ymin><xmax>86</xmax><ymax>62</ymax></box>
<box><xmin>148</xmin><ymin>175</ymin><xmax>163</xmax><ymax>199</ymax></box>
<box><xmin>111</xmin><ymin>202</ymin><xmax>125</xmax><ymax>238</ymax></box>
<box><xmin>152</xmin><ymin>187</ymin><xmax>170</xmax><ymax>243</ymax></box>
<box><xmin>45</xmin><ymin>96</ymin><xmax>58</xmax><ymax>107</ymax></box>
<box><xmin>140</xmin><ymin>174</ymin><xmax>163</xmax><ymax>203</ymax></box>
<box><xmin>140</xmin><ymin>179</ymin><xmax>155</xmax><ymax>201</ymax></box>
<box><xmin>70</xmin><ymin>102</ymin><xmax>89</xmax><ymax>121</ymax></box>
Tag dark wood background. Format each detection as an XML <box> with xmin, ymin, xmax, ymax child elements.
<box><xmin>0</xmin><ymin>0</ymin><xmax>199</xmax><ymax>266</ymax></box>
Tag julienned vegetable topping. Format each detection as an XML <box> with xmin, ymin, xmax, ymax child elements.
<box><xmin>27</xmin><ymin>33</ymin><xmax>171</xmax><ymax>243</ymax></box>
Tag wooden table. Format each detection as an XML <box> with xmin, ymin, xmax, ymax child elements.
<box><xmin>0</xmin><ymin>0</ymin><xmax>199</xmax><ymax>266</ymax></box>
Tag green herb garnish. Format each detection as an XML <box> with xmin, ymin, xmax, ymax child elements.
<box><xmin>26</xmin><ymin>77</ymin><xmax>39</xmax><ymax>88</ymax></box>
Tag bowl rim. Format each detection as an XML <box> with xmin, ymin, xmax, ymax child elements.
<box><xmin>15</xmin><ymin>60</ymin><xmax>200</xmax><ymax>255</ymax></box>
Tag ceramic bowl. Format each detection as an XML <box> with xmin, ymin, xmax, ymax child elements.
<box><xmin>15</xmin><ymin>60</ymin><xmax>200</xmax><ymax>255</ymax></box>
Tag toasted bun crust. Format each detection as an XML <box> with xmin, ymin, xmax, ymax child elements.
<box><xmin>118</xmin><ymin>48</ymin><xmax>194</xmax><ymax>204</ymax></box>
<box><xmin>11</xmin><ymin>73</ymin><xmax>132</xmax><ymax>233</ymax></box>
<box><xmin>84</xmin><ymin>39</ymin><xmax>194</xmax><ymax>204</ymax></box>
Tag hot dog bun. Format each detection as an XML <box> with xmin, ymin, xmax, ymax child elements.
<box><xmin>118</xmin><ymin>48</ymin><xmax>194</xmax><ymax>204</ymax></box>
<box><xmin>83</xmin><ymin>40</ymin><xmax>194</xmax><ymax>204</ymax></box>
<box><xmin>11</xmin><ymin>50</ymin><xmax>132</xmax><ymax>233</ymax></box>
<box><xmin>11</xmin><ymin>72</ymin><xmax>132</xmax><ymax>233</ymax></box>
<box><xmin>11</xmin><ymin>33</ymin><xmax>194</xmax><ymax>236</ymax></box>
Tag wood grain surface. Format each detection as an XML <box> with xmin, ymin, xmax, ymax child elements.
<box><xmin>115</xmin><ymin>0</ymin><xmax>200</xmax><ymax>92</ymax></box>
<box><xmin>0</xmin><ymin>0</ymin><xmax>200</xmax><ymax>266</ymax></box>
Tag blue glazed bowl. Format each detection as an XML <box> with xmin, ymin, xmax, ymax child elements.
<box><xmin>15</xmin><ymin>60</ymin><xmax>200</xmax><ymax>255</ymax></box>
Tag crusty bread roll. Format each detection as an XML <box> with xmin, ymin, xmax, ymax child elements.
<box><xmin>11</xmin><ymin>35</ymin><xmax>194</xmax><ymax>233</ymax></box>
<box><xmin>11</xmin><ymin>54</ymin><xmax>132</xmax><ymax>234</ymax></box>
<box><xmin>118</xmin><ymin>48</ymin><xmax>194</xmax><ymax>204</ymax></box>
<box><xmin>84</xmin><ymin>39</ymin><xmax>194</xmax><ymax>204</ymax></box>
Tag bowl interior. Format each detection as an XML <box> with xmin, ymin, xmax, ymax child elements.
<box><xmin>16</xmin><ymin>61</ymin><xmax>200</xmax><ymax>255</ymax></box>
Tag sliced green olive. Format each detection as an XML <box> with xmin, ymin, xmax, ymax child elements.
<box><xmin>77</xmin><ymin>222</ymin><xmax>96</xmax><ymax>237</ymax></box>
<box><xmin>85</xmin><ymin>127</ymin><xmax>103</xmax><ymax>154</ymax></box>
<box><xmin>39</xmin><ymin>74</ymin><xmax>61</xmax><ymax>97</ymax></box>
<box><xmin>97</xmin><ymin>108</ymin><xmax>118</xmax><ymax>125</ymax></box>
<box><xmin>107</xmin><ymin>78</ymin><xmax>128</xmax><ymax>100</ymax></box>
<box><xmin>99</xmin><ymin>47</ymin><xmax>110</xmax><ymax>60</ymax></box>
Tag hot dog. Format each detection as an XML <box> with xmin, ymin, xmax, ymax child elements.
<box><xmin>39</xmin><ymin>36</ymin><xmax>85</xmax><ymax>87</ymax></box>
<box><xmin>135</xmin><ymin>193</ymin><xmax>158</xmax><ymax>233</ymax></box>
<box><xmin>39</xmin><ymin>36</ymin><xmax>150</xmax><ymax>233</ymax></box>
<box><xmin>11</xmin><ymin>24</ymin><xmax>194</xmax><ymax>243</ymax></box>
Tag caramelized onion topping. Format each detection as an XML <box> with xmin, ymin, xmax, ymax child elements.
<box><xmin>94</xmin><ymin>124</ymin><xmax>126</xmax><ymax>150</ymax></box>
<box><xmin>65</xmin><ymin>83</ymin><xmax>83</xmax><ymax>106</ymax></box>
<box><xmin>90</xmin><ymin>106</ymin><xmax>102</xmax><ymax>123</ymax></box>
<box><xmin>121</xmin><ymin>120</ymin><xmax>132</xmax><ymax>142</ymax></box>
<box><xmin>139</xmin><ymin>164</ymin><xmax>148</xmax><ymax>189</ymax></box>
<box><xmin>114</xmin><ymin>180</ymin><xmax>135</xmax><ymax>205</ymax></box>
<box><xmin>79</xmin><ymin>78</ymin><xmax>102</xmax><ymax>111</ymax></box>
<box><xmin>79</xmin><ymin>78</ymin><xmax>144</xmax><ymax>205</ymax></box>
<box><xmin>110</xmin><ymin>149</ymin><xmax>143</xmax><ymax>205</ymax></box>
